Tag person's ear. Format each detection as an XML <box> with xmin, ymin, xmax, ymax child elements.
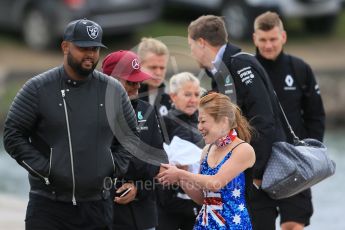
<box><xmin>197</xmin><ymin>38</ymin><xmax>205</xmax><ymax>48</ymax></box>
<box><xmin>282</xmin><ymin>30</ymin><xmax>287</xmax><ymax>44</ymax></box>
<box><xmin>252</xmin><ymin>32</ymin><xmax>257</xmax><ymax>46</ymax></box>
<box><xmin>169</xmin><ymin>93</ymin><xmax>177</xmax><ymax>103</ymax></box>
<box><xmin>61</xmin><ymin>41</ymin><xmax>69</xmax><ymax>55</ymax></box>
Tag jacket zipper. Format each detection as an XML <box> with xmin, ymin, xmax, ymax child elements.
<box><xmin>48</xmin><ymin>148</ymin><xmax>53</xmax><ymax>177</ymax></box>
<box><xmin>61</xmin><ymin>89</ymin><xmax>77</xmax><ymax>205</ymax></box>
<box><xmin>109</xmin><ymin>149</ymin><xmax>116</xmax><ymax>175</ymax></box>
<box><xmin>22</xmin><ymin>160</ymin><xmax>50</xmax><ymax>185</ymax></box>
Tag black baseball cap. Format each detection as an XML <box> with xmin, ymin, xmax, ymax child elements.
<box><xmin>63</xmin><ymin>19</ymin><xmax>107</xmax><ymax>48</ymax></box>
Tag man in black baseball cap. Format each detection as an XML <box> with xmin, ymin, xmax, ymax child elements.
<box><xmin>63</xmin><ymin>18</ymin><xmax>107</xmax><ymax>48</ymax></box>
<box><xmin>4</xmin><ymin>18</ymin><xmax>140</xmax><ymax>230</ymax></box>
<box><xmin>61</xmin><ymin>18</ymin><xmax>108</xmax><ymax>80</ymax></box>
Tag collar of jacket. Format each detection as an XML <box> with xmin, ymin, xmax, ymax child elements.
<box><xmin>170</xmin><ymin>107</ymin><xmax>198</xmax><ymax>123</ymax></box>
<box><xmin>256</xmin><ymin>49</ymin><xmax>285</xmax><ymax>67</ymax></box>
<box><xmin>205</xmin><ymin>43</ymin><xmax>241</xmax><ymax>77</ymax></box>
<box><xmin>131</xmin><ymin>98</ymin><xmax>139</xmax><ymax>110</ymax></box>
<box><xmin>140</xmin><ymin>82</ymin><xmax>166</xmax><ymax>91</ymax></box>
<box><xmin>222</xmin><ymin>43</ymin><xmax>242</xmax><ymax>61</ymax></box>
<box><xmin>61</xmin><ymin>66</ymin><xmax>93</xmax><ymax>87</ymax></box>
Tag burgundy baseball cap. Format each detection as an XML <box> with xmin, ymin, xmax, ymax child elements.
<box><xmin>102</xmin><ymin>50</ymin><xmax>152</xmax><ymax>82</ymax></box>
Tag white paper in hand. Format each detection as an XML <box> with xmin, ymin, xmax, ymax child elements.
<box><xmin>163</xmin><ymin>136</ymin><xmax>202</xmax><ymax>166</ymax></box>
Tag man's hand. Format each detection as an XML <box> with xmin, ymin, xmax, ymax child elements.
<box><xmin>158</xmin><ymin>164</ymin><xmax>168</xmax><ymax>174</ymax></box>
<box><xmin>114</xmin><ymin>182</ymin><xmax>137</xmax><ymax>204</ymax></box>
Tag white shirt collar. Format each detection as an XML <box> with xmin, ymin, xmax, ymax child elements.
<box><xmin>210</xmin><ymin>44</ymin><xmax>226</xmax><ymax>75</ymax></box>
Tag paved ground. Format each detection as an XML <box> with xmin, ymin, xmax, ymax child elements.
<box><xmin>0</xmin><ymin>194</ymin><xmax>26</xmax><ymax>230</ymax></box>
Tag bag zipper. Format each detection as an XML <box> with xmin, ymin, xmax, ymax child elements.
<box><xmin>61</xmin><ymin>89</ymin><xmax>77</xmax><ymax>205</ymax></box>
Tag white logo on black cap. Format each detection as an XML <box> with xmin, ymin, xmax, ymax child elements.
<box><xmin>87</xmin><ymin>25</ymin><xmax>99</xmax><ymax>39</ymax></box>
<box><xmin>132</xmin><ymin>59</ymin><xmax>140</xmax><ymax>69</ymax></box>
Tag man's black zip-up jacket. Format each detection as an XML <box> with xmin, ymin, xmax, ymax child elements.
<box><xmin>3</xmin><ymin>66</ymin><xmax>142</xmax><ymax>203</ymax></box>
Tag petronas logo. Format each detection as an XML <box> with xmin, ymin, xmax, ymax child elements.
<box><xmin>224</xmin><ymin>75</ymin><xmax>233</xmax><ymax>87</ymax></box>
<box><xmin>226</xmin><ymin>75</ymin><xmax>230</xmax><ymax>84</ymax></box>
<box><xmin>137</xmin><ymin>111</ymin><xmax>143</xmax><ymax>120</ymax></box>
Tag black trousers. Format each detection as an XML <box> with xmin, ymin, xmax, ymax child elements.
<box><xmin>248</xmin><ymin>186</ymin><xmax>313</xmax><ymax>230</ymax></box>
<box><xmin>25</xmin><ymin>193</ymin><xmax>113</xmax><ymax>230</ymax></box>
<box><xmin>157</xmin><ymin>198</ymin><xmax>200</xmax><ymax>230</ymax></box>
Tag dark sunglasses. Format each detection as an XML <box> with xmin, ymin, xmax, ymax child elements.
<box><xmin>125</xmin><ymin>81</ymin><xmax>140</xmax><ymax>86</ymax></box>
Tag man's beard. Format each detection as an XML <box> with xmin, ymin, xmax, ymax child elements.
<box><xmin>67</xmin><ymin>52</ymin><xmax>98</xmax><ymax>78</ymax></box>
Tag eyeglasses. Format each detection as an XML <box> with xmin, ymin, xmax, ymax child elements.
<box><xmin>126</xmin><ymin>81</ymin><xmax>140</xmax><ymax>87</ymax></box>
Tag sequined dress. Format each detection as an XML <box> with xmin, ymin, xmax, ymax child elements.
<box><xmin>194</xmin><ymin>146</ymin><xmax>252</xmax><ymax>230</ymax></box>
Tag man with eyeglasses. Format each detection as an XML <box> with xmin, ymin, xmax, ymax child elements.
<box><xmin>102</xmin><ymin>50</ymin><xmax>166</xmax><ymax>230</ymax></box>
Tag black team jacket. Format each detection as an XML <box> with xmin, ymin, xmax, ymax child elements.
<box><xmin>113</xmin><ymin>99</ymin><xmax>166</xmax><ymax>230</ymax></box>
<box><xmin>256</xmin><ymin>51</ymin><xmax>325</xmax><ymax>142</ymax></box>
<box><xmin>207</xmin><ymin>43</ymin><xmax>286</xmax><ymax>180</ymax></box>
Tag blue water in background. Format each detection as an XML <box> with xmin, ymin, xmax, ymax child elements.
<box><xmin>0</xmin><ymin>129</ymin><xmax>344</xmax><ymax>229</ymax></box>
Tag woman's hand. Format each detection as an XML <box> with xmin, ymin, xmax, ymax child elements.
<box><xmin>157</xmin><ymin>163</ymin><xmax>181</xmax><ymax>185</ymax></box>
<box><xmin>176</xmin><ymin>164</ymin><xmax>189</xmax><ymax>171</ymax></box>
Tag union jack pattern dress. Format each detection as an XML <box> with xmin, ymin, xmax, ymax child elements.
<box><xmin>194</xmin><ymin>146</ymin><xmax>252</xmax><ymax>230</ymax></box>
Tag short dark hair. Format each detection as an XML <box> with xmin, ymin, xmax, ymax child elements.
<box><xmin>188</xmin><ymin>15</ymin><xmax>228</xmax><ymax>46</ymax></box>
<box><xmin>254</xmin><ymin>11</ymin><xmax>284</xmax><ymax>31</ymax></box>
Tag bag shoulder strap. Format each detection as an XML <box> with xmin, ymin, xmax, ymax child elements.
<box><xmin>154</xmin><ymin>106</ymin><xmax>170</xmax><ymax>144</ymax></box>
<box><xmin>230</xmin><ymin>52</ymin><xmax>272</xmax><ymax>92</ymax></box>
<box><xmin>231</xmin><ymin>52</ymin><xmax>301</xmax><ymax>144</ymax></box>
<box><xmin>288</xmin><ymin>55</ymin><xmax>307</xmax><ymax>94</ymax></box>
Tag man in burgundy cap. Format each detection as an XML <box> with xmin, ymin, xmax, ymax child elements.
<box><xmin>102</xmin><ymin>50</ymin><xmax>166</xmax><ymax>230</ymax></box>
